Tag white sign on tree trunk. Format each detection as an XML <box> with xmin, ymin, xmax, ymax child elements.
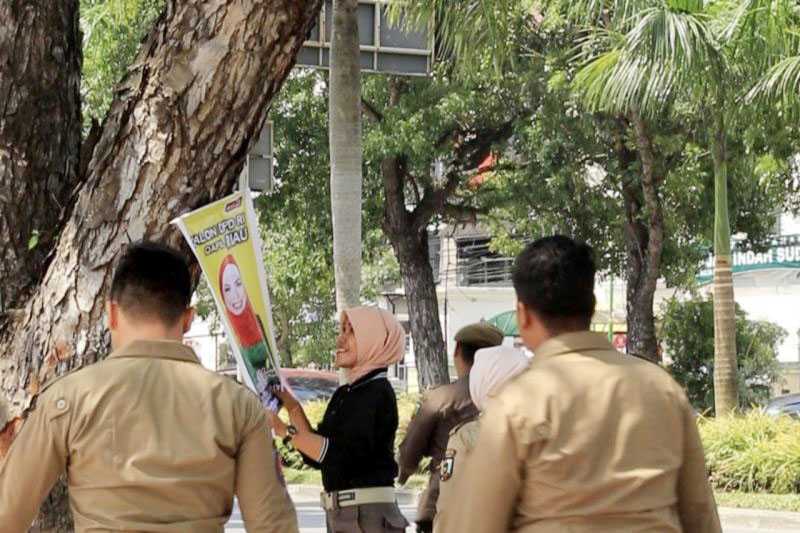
<box><xmin>240</xmin><ymin>121</ymin><xmax>273</xmax><ymax>193</ymax></box>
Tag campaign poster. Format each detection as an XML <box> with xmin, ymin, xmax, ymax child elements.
<box><xmin>174</xmin><ymin>192</ymin><xmax>283</xmax><ymax>411</ymax></box>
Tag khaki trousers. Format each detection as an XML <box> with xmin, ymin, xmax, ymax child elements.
<box><xmin>325</xmin><ymin>502</ymin><xmax>409</xmax><ymax>533</ymax></box>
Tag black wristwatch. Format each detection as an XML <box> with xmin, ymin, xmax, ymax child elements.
<box><xmin>282</xmin><ymin>424</ymin><xmax>298</xmax><ymax>447</ymax></box>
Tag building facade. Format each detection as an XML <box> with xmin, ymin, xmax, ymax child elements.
<box><xmin>386</xmin><ymin>215</ymin><xmax>800</xmax><ymax>396</ymax></box>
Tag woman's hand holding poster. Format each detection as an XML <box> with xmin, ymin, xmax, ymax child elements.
<box><xmin>174</xmin><ymin>192</ymin><xmax>283</xmax><ymax>411</ymax></box>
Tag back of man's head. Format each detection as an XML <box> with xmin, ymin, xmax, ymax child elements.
<box><xmin>513</xmin><ymin>236</ymin><xmax>596</xmax><ymax>333</ymax></box>
<box><xmin>455</xmin><ymin>322</ymin><xmax>505</xmax><ymax>367</ymax></box>
<box><xmin>110</xmin><ymin>241</ymin><xmax>192</xmax><ymax>327</ymax></box>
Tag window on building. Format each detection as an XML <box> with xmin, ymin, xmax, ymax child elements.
<box><xmin>456</xmin><ymin>237</ymin><xmax>514</xmax><ymax>287</ymax></box>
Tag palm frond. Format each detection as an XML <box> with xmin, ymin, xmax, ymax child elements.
<box><xmin>722</xmin><ymin>0</ymin><xmax>800</xmax><ymax>90</ymax></box>
<box><xmin>387</xmin><ymin>1</ymin><xmax>521</xmax><ymax>73</ymax></box>
<box><xmin>573</xmin><ymin>46</ymin><xmax>678</xmax><ymax>116</ymax></box>
<box><xmin>573</xmin><ymin>3</ymin><xmax>724</xmax><ymax>117</ymax></box>
<box><xmin>543</xmin><ymin>0</ymin><xmax>653</xmax><ymax>29</ymax></box>
<box><xmin>626</xmin><ymin>6</ymin><xmax>722</xmax><ymax>74</ymax></box>
<box><xmin>748</xmin><ymin>54</ymin><xmax>800</xmax><ymax>103</ymax></box>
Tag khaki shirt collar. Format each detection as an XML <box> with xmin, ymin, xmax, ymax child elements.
<box><xmin>108</xmin><ymin>339</ymin><xmax>201</xmax><ymax>364</ymax></box>
<box><xmin>534</xmin><ymin>331</ymin><xmax>614</xmax><ymax>360</ymax></box>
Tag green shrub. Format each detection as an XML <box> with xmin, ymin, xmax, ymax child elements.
<box><xmin>660</xmin><ymin>296</ymin><xmax>784</xmax><ymax>414</ymax></box>
<box><xmin>275</xmin><ymin>393</ymin><xmax>422</xmax><ymax>471</ymax></box>
<box><xmin>700</xmin><ymin>412</ymin><xmax>800</xmax><ymax>494</ymax></box>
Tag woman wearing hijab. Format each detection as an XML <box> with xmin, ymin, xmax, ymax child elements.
<box><xmin>268</xmin><ymin>306</ymin><xmax>409</xmax><ymax>532</ymax></box>
<box><xmin>433</xmin><ymin>345</ymin><xmax>530</xmax><ymax>533</ymax></box>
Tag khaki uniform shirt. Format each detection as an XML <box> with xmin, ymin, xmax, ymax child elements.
<box><xmin>440</xmin><ymin>332</ymin><xmax>722</xmax><ymax>533</ymax></box>
<box><xmin>433</xmin><ymin>419</ymin><xmax>480</xmax><ymax>533</ymax></box>
<box><xmin>0</xmin><ymin>340</ymin><xmax>298</xmax><ymax>533</ymax></box>
<box><xmin>398</xmin><ymin>377</ymin><xmax>478</xmax><ymax>521</ymax></box>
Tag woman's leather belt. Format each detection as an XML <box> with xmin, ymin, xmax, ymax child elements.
<box><xmin>320</xmin><ymin>486</ymin><xmax>397</xmax><ymax>511</ymax></box>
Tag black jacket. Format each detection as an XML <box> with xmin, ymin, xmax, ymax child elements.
<box><xmin>303</xmin><ymin>368</ymin><xmax>399</xmax><ymax>492</ymax></box>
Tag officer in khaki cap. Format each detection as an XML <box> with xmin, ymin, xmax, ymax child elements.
<box><xmin>441</xmin><ymin>236</ymin><xmax>721</xmax><ymax>533</ymax></box>
<box><xmin>398</xmin><ymin>321</ymin><xmax>504</xmax><ymax>533</ymax></box>
<box><xmin>0</xmin><ymin>241</ymin><xmax>298</xmax><ymax>533</ymax></box>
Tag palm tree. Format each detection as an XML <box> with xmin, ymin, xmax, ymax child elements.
<box><xmin>568</xmin><ymin>0</ymin><xmax>739</xmax><ymax>412</ymax></box>
<box><xmin>569</xmin><ymin>0</ymin><xmax>800</xmax><ymax>414</ymax></box>
<box><xmin>330</xmin><ymin>0</ymin><xmax>363</xmax><ymax>312</ymax></box>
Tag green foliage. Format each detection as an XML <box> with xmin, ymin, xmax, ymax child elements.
<box><xmin>275</xmin><ymin>393</ymin><xmax>420</xmax><ymax>471</ymax></box>
<box><xmin>257</xmin><ymin>72</ymin><xmax>397</xmax><ymax>368</ymax></box>
<box><xmin>700</xmin><ymin>413</ymin><xmax>800</xmax><ymax>494</ymax></box>
<box><xmin>361</xmin><ymin>68</ymin><xmax>528</xmax><ymax>189</ymax></box>
<box><xmin>661</xmin><ymin>295</ymin><xmax>784</xmax><ymax>413</ymax></box>
<box><xmin>482</xmin><ymin>5</ymin><xmax>797</xmax><ymax>287</ymax></box>
<box><xmin>81</xmin><ymin>0</ymin><xmax>165</xmax><ymax>129</ymax></box>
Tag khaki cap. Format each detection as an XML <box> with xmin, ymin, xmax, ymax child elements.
<box><xmin>455</xmin><ymin>322</ymin><xmax>504</xmax><ymax>348</ymax></box>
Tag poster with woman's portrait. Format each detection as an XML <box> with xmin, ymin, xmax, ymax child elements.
<box><xmin>174</xmin><ymin>192</ymin><xmax>283</xmax><ymax>411</ymax></box>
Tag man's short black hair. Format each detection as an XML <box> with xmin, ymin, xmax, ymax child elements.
<box><xmin>110</xmin><ymin>241</ymin><xmax>192</xmax><ymax>326</ymax></box>
<box><xmin>512</xmin><ymin>235</ymin><xmax>596</xmax><ymax>328</ymax></box>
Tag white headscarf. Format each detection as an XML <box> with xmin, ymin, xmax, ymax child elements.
<box><xmin>469</xmin><ymin>346</ymin><xmax>530</xmax><ymax>411</ymax></box>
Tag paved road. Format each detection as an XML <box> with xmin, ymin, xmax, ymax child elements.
<box><xmin>224</xmin><ymin>492</ymin><xmax>800</xmax><ymax>533</ymax></box>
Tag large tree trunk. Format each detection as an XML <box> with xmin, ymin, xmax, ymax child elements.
<box><xmin>0</xmin><ymin>4</ymin><xmax>82</xmax><ymax>529</ymax></box>
<box><xmin>712</xmin><ymin>114</ymin><xmax>738</xmax><ymax>415</ymax></box>
<box><xmin>381</xmin><ymin>155</ymin><xmax>449</xmax><ymax>390</ymax></box>
<box><xmin>0</xmin><ymin>0</ymin><xmax>83</xmax><ymax>315</ymax></box>
<box><xmin>619</xmin><ymin>113</ymin><xmax>663</xmax><ymax>364</ymax></box>
<box><xmin>329</xmin><ymin>0</ymin><xmax>363</xmax><ymax>312</ymax></box>
<box><xmin>0</xmin><ymin>0</ymin><xmax>322</xmax><ymax>530</ymax></box>
<box><xmin>393</xmin><ymin>232</ymin><xmax>450</xmax><ymax>390</ymax></box>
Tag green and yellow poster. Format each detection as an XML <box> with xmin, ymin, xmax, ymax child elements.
<box><xmin>174</xmin><ymin>192</ymin><xmax>282</xmax><ymax>410</ymax></box>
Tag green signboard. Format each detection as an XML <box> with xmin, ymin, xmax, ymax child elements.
<box><xmin>697</xmin><ymin>234</ymin><xmax>800</xmax><ymax>284</ymax></box>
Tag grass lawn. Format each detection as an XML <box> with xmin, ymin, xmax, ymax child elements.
<box><xmin>714</xmin><ymin>491</ymin><xmax>800</xmax><ymax>512</ymax></box>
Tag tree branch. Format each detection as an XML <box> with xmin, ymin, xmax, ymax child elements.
<box><xmin>442</xmin><ymin>202</ymin><xmax>481</xmax><ymax>225</ymax></box>
<box><xmin>361</xmin><ymin>97</ymin><xmax>383</xmax><ymax>122</ymax></box>
<box><xmin>409</xmin><ymin>119</ymin><xmax>516</xmax><ymax>234</ymax></box>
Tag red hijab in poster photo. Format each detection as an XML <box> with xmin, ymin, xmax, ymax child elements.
<box><xmin>218</xmin><ymin>254</ymin><xmax>281</xmax><ymax>410</ymax></box>
<box><xmin>219</xmin><ymin>254</ymin><xmax>264</xmax><ymax>349</ymax></box>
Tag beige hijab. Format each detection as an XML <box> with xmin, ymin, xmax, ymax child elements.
<box><xmin>341</xmin><ymin>307</ymin><xmax>406</xmax><ymax>384</ymax></box>
<box><xmin>469</xmin><ymin>346</ymin><xmax>530</xmax><ymax>411</ymax></box>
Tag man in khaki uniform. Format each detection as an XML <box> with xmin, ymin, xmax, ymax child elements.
<box><xmin>0</xmin><ymin>242</ymin><xmax>298</xmax><ymax>533</ymax></box>
<box><xmin>434</xmin><ymin>346</ymin><xmax>529</xmax><ymax>533</ymax></box>
<box><xmin>441</xmin><ymin>236</ymin><xmax>721</xmax><ymax>533</ymax></box>
<box><xmin>398</xmin><ymin>322</ymin><xmax>503</xmax><ymax>533</ymax></box>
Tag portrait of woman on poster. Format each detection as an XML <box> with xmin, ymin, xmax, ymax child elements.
<box><xmin>219</xmin><ymin>254</ymin><xmax>280</xmax><ymax>408</ymax></box>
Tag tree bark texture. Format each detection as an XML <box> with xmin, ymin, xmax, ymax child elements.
<box><xmin>381</xmin><ymin>155</ymin><xmax>449</xmax><ymax>390</ymax></box>
<box><xmin>620</xmin><ymin>112</ymin><xmax>664</xmax><ymax>364</ymax></box>
<box><xmin>0</xmin><ymin>0</ymin><xmax>83</xmax><ymax>315</ymax></box>
<box><xmin>712</xmin><ymin>114</ymin><xmax>738</xmax><ymax>415</ymax></box>
<box><xmin>329</xmin><ymin>0</ymin><xmax>363</xmax><ymax>312</ymax></box>
<box><xmin>0</xmin><ymin>0</ymin><xmax>322</xmax><ymax>529</ymax></box>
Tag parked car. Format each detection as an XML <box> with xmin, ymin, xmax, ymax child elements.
<box><xmin>281</xmin><ymin>368</ymin><xmax>339</xmax><ymax>403</ymax></box>
<box><xmin>765</xmin><ymin>393</ymin><xmax>800</xmax><ymax>418</ymax></box>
